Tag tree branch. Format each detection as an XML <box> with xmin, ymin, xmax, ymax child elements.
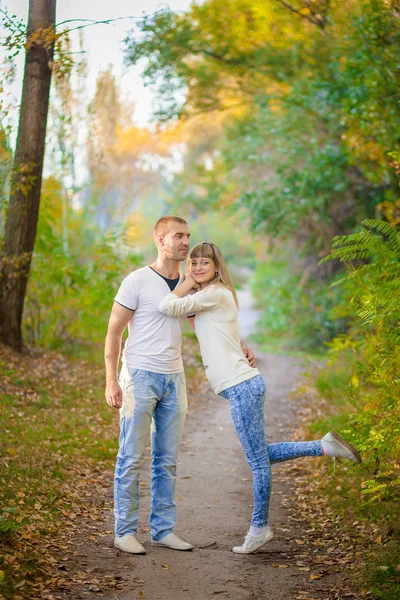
<box><xmin>56</xmin><ymin>11</ymin><xmax>164</xmax><ymax>35</ymax></box>
<box><xmin>273</xmin><ymin>0</ymin><xmax>326</xmax><ymax>30</ymax></box>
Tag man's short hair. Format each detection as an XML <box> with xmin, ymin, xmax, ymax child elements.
<box><xmin>154</xmin><ymin>216</ymin><xmax>188</xmax><ymax>237</ymax></box>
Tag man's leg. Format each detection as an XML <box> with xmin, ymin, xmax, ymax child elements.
<box><xmin>149</xmin><ymin>371</ymin><xmax>187</xmax><ymax>541</ymax></box>
<box><xmin>114</xmin><ymin>369</ymin><xmax>156</xmax><ymax>538</ymax></box>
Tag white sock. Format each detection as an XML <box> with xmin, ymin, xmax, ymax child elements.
<box><xmin>321</xmin><ymin>439</ymin><xmax>335</xmax><ymax>456</ymax></box>
<box><xmin>249</xmin><ymin>525</ymin><xmax>269</xmax><ymax>537</ymax></box>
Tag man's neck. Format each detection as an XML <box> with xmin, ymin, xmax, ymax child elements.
<box><xmin>150</xmin><ymin>257</ymin><xmax>181</xmax><ymax>280</ymax></box>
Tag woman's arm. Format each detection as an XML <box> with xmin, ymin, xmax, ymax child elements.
<box><xmin>172</xmin><ymin>274</ymin><xmax>197</xmax><ymax>298</ymax></box>
<box><xmin>158</xmin><ymin>284</ymin><xmax>223</xmax><ymax>317</ymax></box>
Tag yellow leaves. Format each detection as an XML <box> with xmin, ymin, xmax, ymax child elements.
<box><xmin>351</xmin><ymin>374</ymin><xmax>359</xmax><ymax>388</ymax></box>
<box><xmin>10</xmin><ymin>161</ymin><xmax>36</xmax><ymax>197</ymax></box>
<box><xmin>295</xmin><ymin>539</ymin><xmax>305</xmax><ymax>545</ymax></box>
<box><xmin>377</xmin><ymin>200</ymin><xmax>400</xmax><ymax>227</ymax></box>
<box><xmin>114</xmin><ymin>125</ymin><xmax>169</xmax><ymax>158</ymax></box>
<box><xmin>344</xmin><ymin>131</ymin><xmax>386</xmax><ymax>164</ymax></box>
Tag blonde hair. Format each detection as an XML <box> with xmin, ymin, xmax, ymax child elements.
<box><xmin>188</xmin><ymin>242</ymin><xmax>239</xmax><ymax>308</ymax></box>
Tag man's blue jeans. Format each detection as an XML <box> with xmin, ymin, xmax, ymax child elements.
<box><xmin>219</xmin><ymin>375</ymin><xmax>323</xmax><ymax>528</ymax></box>
<box><xmin>114</xmin><ymin>367</ymin><xmax>187</xmax><ymax>540</ymax></box>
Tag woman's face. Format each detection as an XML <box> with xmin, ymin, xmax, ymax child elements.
<box><xmin>190</xmin><ymin>256</ymin><xmax>217</xmax><ymax>286</ymax></box>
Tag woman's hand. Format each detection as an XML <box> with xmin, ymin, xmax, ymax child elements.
<box><xmin>173</xmin><ymin>272</ymin><xmax>199</xmax><ymax>298</ymax></box>
<box><xmin>186</xmin><ymin>272</ymin><xmax>201</xmax><ymax>289</ymax></box>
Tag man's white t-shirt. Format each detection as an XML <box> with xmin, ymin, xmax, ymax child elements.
<box><xmin>158</xmin><ymin>284</ymin><xmax>260</xmax><ymax>394</ymax></box>
<box><xmin>115</xmin><ymin>266</ymin><xmax>186</xmax><ymax>374</ymax></box>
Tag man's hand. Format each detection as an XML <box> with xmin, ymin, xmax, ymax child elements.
<box><xmin>241</xmin><ymin>343</ymin><xmax>256</xmax><ymax>368</ymax></box>
<box><xmin>106</xmin><ymin>379</ymin><xmax>123</xmax><ymax>409</ymax></box>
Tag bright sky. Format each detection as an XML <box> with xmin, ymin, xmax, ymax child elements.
<box><xmin>5</xmin><ymin>0</ymin><xmax>192</xmax><ymax>125</ymax></box>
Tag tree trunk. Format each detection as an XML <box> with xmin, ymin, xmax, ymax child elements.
<box><xmin>0</xmin><ymin>0</ymin><xmax>57</xmax><ymax>350</ymax></box>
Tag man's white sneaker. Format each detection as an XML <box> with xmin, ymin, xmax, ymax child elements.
<box><xmin>114</xmin><ymin>534</ymin><xmax>146</xmax><ymax>554</ymax></box>
<box><xmin>152</xmin><ymin>533</ymin><xmax>193</xmax><ymax>551</ymax></box>
<box><xmin>322</xmin><ymin>431</ymin><xmax>362</xmax><ymax>463</ymax></box>
<box><xmin>232</xmin><ymin>526</ymin><xmax>274</xmax><ymax>554</ymax></box>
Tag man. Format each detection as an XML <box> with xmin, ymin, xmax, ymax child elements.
<box><xmin>105</xmin><ymin>216</ymin><xmax>255</xmax><ymax>554</ymax></box>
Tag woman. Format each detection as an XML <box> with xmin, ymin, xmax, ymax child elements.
<box><xmin>158</xmin><ymin>242</ymin><xmax>361</xmax><ymax>555</ymax></box>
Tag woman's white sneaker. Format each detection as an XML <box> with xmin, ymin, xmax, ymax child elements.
<box><xmin>322</xmin><ymin>431</ymin><xmax>362</xmax><ymax>463</ymax></box>
<box><xmin>232</xmin><ymin>526</ymin><xmax>274</xmax><ymax>554</ymax></box>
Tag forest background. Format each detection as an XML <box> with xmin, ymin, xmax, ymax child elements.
<box><xmin>0</xmin><ymin>0</ymin><xmax>399</xmax><ymax>599</ymax></box>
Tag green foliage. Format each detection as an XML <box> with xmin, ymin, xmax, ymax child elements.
<box><xmin>250</xmin><ymin>250</ymin><xmax>349</xmax><ymax>352</ymax></box>
<box><xmin>324</xmin><ymin>218</ymin><xmax>400</xmax><ymax>502</ymax></box>
<box><xmin>126</xmin><ymin>0</ymin><xmax>399</xmax><ymax>240</ymax></box>
<box><xmin>22</xmin><ymin>178</ymin><xmax>142</xmax><ymax>358</ymax></box>
<box><xmin>224</xmin><ymin>0</ymin><xmax>399</xmax><ymax>249</ymax></box>
<box><xmin>125</xmin><ymin>1</ymin><xmax>303</xmax><ymax>120</ymax></box>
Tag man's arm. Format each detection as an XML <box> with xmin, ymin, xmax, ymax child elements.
<box><xmin>105</xmin><ymin>302</ymin><xmax>134</xmax><ymax>409</ymax></box>
<box><xmin>241</xmin><ymin>342</ymin><xmax>256</xmax><ymax>368</ymax></box>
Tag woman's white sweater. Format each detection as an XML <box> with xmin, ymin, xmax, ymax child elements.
<box><xmin>158</xmin><ymin>284</ymin><xmax>260</xmax><ymax>394</ymax></box>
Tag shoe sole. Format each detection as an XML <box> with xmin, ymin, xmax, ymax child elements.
<box><xmin>151</xmin><ymin>542</ymin><xmax>193</xmax><ymax>551</ymax></box>
<box><xmin>328</xmin><ymin>431</ymin><xmax>362</xmax><ymax>464</ymax></box>
<box><xmin>232</xmin><ymin>532</ymin><xmax>274</xmax><ymax>554</ymax></box>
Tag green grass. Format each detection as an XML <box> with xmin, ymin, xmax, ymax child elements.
<box><xmin>0</xmin><ymin>346</ymin><xmax>117</xmax><ymax>598</ymax></box>
<box><xmin>361</xmin><ymin>543</ymin><xmax>400</xmax><ymax>600</ymax></box>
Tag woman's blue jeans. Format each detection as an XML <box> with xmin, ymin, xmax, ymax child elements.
<box><xmin>219</xmin><ymin>375</ymin><xmax>323</xmax><ymax>528</ymax></box>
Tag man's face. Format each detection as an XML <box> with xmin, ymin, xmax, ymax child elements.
<box><xmin>160</xmin><ymin>224</ymin><xmax>191</xmax><ymax>262</ymax></box>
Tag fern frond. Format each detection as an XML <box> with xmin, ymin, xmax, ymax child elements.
<box><xmin>362</xmin><ymin>219</ymin><xmax>400</xmax><ymax>253</ymax></box>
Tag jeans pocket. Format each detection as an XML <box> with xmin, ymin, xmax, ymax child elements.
<box><xmin>130</xmin><ymin>368</ymin><xmax>142</xmax><ymax>381</ymax></box>
<box><xmin>246</xmin><ymin>375</ymin><xmax>266</xmax><ymax>396</ymax></box>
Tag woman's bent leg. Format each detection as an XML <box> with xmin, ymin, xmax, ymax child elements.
<box><xmin>267</xmin><ymin>440</ymin><xmax>323</xmax><ymax>463</ymax></box>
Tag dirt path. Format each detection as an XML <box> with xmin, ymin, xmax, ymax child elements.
<box><xmin>60</xmin><ymin>290</ymin><xmax>349</xmax><ymax>600</ymax></box>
